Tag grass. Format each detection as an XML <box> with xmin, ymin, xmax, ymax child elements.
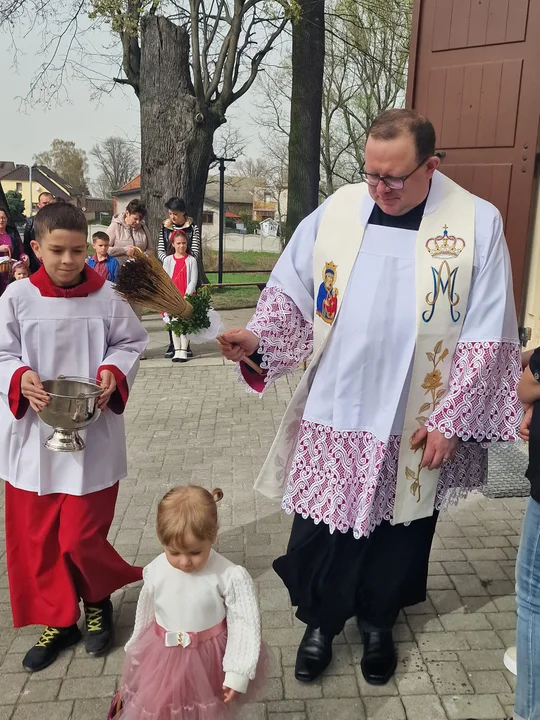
<box><xmin>203</xmin><ymin>251</ymin><xmax>279</xmax><ymax>309</ymax></box>
<box><xmin>203</xmin><ymin>250</ymin><xmax>278</xmax><ymax>273</ymax></box>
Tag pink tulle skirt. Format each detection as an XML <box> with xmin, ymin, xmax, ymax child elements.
<box><xmin>112</xmin><ymin>622</ymin><xmax>270</xmax><ymax>720</ymax></box>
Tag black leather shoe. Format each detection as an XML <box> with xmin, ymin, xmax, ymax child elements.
<box><xmin>361</xmin><ymin>629</ymin><xmax>397</xmax><ymax>685</ymax></box>
<box><xmin>164</xmin><ymin>344</ymin><xmax>175</xmax><ymax>359</ymax></box>
<box><xmin>294</xmin><ymin>626</ymin><xmax>333</xmax><ymax>682</ymax></box>
<box><xmin>23</xmin><ymin>625</ymin><xmax>81</xmax><ymax>672</ymax></box>
<box><xmin>84</xmin><ymin>597</ymin><xmax>114</xmax><ymax>656</ymax></box>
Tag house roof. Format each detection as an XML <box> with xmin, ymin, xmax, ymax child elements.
<box><xmin>37</xmin><ymin>165</ymin><xmax>76</xmax><ymax>196</ymax></box>
<box><xmin>113</xmin><ymin>174</ymin><xmax>141</xmax><ymax>196</ymax></box>
<box><xmin>0</xmin><ymin>161</ymin><xmax>15</xmax><ymax>179</ymax></box>
<box><xmin>205</xmin><ymin>175</ymin><xmax>262</xmax><ymax>205</ymax></box>
<box><xmin>0</xmin><ymin>165</ymin><xmax>72</xmax><ymax>201</ymax></box>
<box><xmin>113</xmin><ymin>173</ymin><xmax>258</xmax><ymax>207</ymax></box>
<box><xmin>78</xmin><ymin>197</ymin><xmax>113</xmax><ymax>213</ymax></box>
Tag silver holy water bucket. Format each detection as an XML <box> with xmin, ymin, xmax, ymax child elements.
<box><xmin>39</xmin><ymin>376</ymin><xmax>103</xmax><ymax>452</ymax></box>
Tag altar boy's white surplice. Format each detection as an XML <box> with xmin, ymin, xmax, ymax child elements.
<box><xmin>240</xmin><ymin>171</ymin><xmax>521</xmax><ymax>538</ymax></box>
<box><xmin>0</xmin><ymin>276</ymin><xmax>148</xmax><ymax>496</ymax></box>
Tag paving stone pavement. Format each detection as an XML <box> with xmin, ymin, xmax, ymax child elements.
<box><xmin>0</xmin><ymin>311</ymin><xmax>526</xmax><ymax>719</ymax></box>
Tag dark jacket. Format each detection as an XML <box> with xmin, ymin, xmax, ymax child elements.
<box><xmin>23</xmin><ymin>217</ymin><xmax>41</xmax><ymax>273</ymax></box>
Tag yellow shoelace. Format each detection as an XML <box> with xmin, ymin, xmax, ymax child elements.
<box><xmin>86</xmin><ymin>607</ymin><xmax>103</xmax><ymax>633</ymax></box>
<box><xmin>35</xmin><ymin>627</ymin><xmax>60</xmax><ymax>648</ymax></box>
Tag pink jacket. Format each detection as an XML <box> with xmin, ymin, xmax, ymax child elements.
<box><xmin>107</xmin><ymin>214</ymin><xmax>151</xmax><ymax>266</ymax></box>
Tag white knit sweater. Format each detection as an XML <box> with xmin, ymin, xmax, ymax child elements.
<box><xmin>125</xmin><ymin>550</ymin><xmax>261</xmax><ymax>694</ymax></box>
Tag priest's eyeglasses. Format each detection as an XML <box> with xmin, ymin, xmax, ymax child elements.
<box><xmin>360</xmin><ymin>157</ymin><xmax>430</xmax><ymax>190</ymax></box>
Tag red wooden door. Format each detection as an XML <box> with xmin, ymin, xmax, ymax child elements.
<box><xmin>407</xmin><ymin>0</ymin><xmax>540</xmax><ymax>313</ymax></box>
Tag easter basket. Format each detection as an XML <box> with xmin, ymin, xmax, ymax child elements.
<box><xmin>0</xmin><ymin>249</ymin><xmax>12</xmax><ymax>278</ymax></box>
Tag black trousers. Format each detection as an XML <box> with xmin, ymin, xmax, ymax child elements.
<box><xmin>273</xmin><ymin>511</ymin><xmax>438</xmax><ymax>637</ymax></box>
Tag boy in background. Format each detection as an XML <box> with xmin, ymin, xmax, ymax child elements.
<box><xmin>0</xmin><ymin>203</ymin><xmax>148</xmax><ymax>672</ymax></box>
<box><xmin>87</xmin><ymin>231</ymin><xmax>120</xmax><ymax>282</ymax></box>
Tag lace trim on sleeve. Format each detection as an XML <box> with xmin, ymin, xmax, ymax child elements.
<box><xmin>426</xmin><ymin>340</ymin><xmax>522</xmax><ymax>442</ymax></box>
<box><xmin>238</xmin><ymin>285</ymin><xmax>313</xmax><ymax>394</ymax></box>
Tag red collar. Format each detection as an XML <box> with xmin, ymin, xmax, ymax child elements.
<box><xmin>30</xmin><ymin>265</ymin><xmax>106</xmax><ymax>298</ymax></box>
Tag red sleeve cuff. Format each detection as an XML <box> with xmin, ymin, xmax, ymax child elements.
<box><xmin>239</xmin><ymin>360</ymin><xmax>267</xmax><ymax>393</ymax></box>
<box><xmin>9</xmin><ymin>366</ymin><xmax>31</xmax><ymax>419</ymax></box>
<box><xmin>97</xmin><ymin>365</ymin><xmax>129</xmax><ymax>415</ymax></box>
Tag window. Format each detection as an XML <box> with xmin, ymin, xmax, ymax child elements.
<box><xmin>202</xmin><ymin>211</ymin><xmax>214</xmax><ymax>224</ymax></box>
<box><xmin>16</xmin><ymin>183</ymin><xmax>22</xmax><ymax>192</ymax></box>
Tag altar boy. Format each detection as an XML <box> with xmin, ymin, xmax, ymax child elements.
<box><xmin>0</xmin><ymin>203</ymin><xmax>148</xmax><ymax>672</ymax></box>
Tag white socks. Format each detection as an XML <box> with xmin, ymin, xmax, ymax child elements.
<box><xmin>172</xmin><ymin>334</ymin><xmax>188</xmax><ymax>362</ymax></box>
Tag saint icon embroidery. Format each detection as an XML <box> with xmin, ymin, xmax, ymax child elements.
<box><xmin>316</xmin><ymin>262</ymin><xmax>338</xmax><ymax>325</ymax></box>
<box><xmin>423</xmin><ymin>225</ymin><xmax>466</xmax><ymax>324</ymax></box>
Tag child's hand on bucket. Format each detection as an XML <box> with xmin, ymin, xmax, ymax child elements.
<box><xmin>21</xmin><ymin>370</ymin><xmax>50</xmax><ymax>413</ymax></box>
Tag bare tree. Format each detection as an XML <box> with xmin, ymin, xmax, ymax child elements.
<box><xmin>1</xmin><ymin>0</ymin><xmax>289</xmax><ymax>244</ymax></box>
<box><xmin>257</xmin><ymin>0</ymin><xmax>411</xmax><ymax>200</ymax></box>
<box><xmin>233</xmin><ymin>157</ymin><xmax>270</xmax><ymax>181</ymax></box>
<box><xmin>91</xmin><ymin>136</ymin><xmax>140</xmax><ymax>198</ymax></box>
<box><xmin>286</xmin><ymin>0</ymin><xmax>325</xmax><ymax>240</ymax></box>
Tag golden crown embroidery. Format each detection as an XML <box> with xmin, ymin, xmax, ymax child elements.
<box><xmin>423</xmin><ymin>226</ymin><xmax>466</xmax><ymax>324</ymax></box>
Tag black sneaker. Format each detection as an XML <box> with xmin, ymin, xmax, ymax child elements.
<box><xmin>22</xmin><ymin>624</ymin><xmax>81</xmax><ymax>672</ymax></box>
<box><xmin>84</xmin><ymin>597</ymin><xmax>114</xmax><ymax>656</ymax></box>
<box><xmin>164</xmin><ymin>344</ymin><xmax>175</xmax><ymax>359</ymax></box>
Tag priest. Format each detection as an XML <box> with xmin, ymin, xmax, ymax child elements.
<box><xmin>219</xmin><ymin>109</ymin><xmax>522</xmax><ymax>686</ymax></box>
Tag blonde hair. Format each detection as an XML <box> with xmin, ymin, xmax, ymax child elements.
<box><xmin>157</xmin><ymin>485</ymin><xmax>223</xmax><ymax>551</ymax></box>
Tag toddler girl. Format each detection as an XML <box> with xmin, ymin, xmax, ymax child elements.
<box><xmin>163</xmin><ymin>230</ymin><xmax>197</xmax><ymax>363</ymax></box>
<box><xmin>12</xmin><ymin>259</ymin><xmax>30</xmax><ymax>281</ymax></box>
<box><xmin>109</xmin><ymin>485</ymin><xmax>267</xmax><ymax>719</ymax></box>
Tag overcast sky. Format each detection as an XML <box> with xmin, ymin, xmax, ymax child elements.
<box><xmin>0</xmin><ymin>23</ymin><xmax>263</xmax><ymax>187</ymax></box>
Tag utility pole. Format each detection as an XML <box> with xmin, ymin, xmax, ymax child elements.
<box><xmin>216</xmin><ymin>157</ymin><xmax>236</xmax><ymax>284</ymax></box>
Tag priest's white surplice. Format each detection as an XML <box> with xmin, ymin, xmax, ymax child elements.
<box><xmin>240</xmin><ymin>172</ymin><xmax>522</xmax><ymax>538</ymax></box>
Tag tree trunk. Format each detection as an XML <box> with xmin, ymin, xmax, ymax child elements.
<box><xmin>285</xmin><ymin>0</ymin><xmax>325</xmax><ymax>241</ymax></box>
<box><xmin>139</xmin><ymin>15</ymin><xmax>221</xmax><ymax>261</ymax></box>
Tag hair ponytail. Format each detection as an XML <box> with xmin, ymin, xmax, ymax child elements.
<box><xmin>212</xmin><ymin>488</ymin><xmax>224</xmax><ymax>503</ymax></box>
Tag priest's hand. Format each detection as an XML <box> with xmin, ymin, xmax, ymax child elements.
<box><xmin>217</xmin><ymin>329</ymin><xmax>259</xmax><ymax>363</ymax></box>
<box><xmin>223</xmin><ymin>687</ymin><xmax>240</xmax><ymax>703</ymax></box>
<box><xmin>21</xmin><ymin>370</ymin><xmax>50</xmax><ymax>413</ymax></box>
<box><xmin>98</xmin><ymin>370</ymin><xmax>117</xmax><ymax>410</ymax></box>
<box><xmin>410</xmin><ymin>427</ymin><xmax>458</xmax><ymax>470</ymax></box>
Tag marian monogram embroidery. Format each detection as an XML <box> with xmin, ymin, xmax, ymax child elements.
<box><xmin>423</xmin><ymin>226</ymin><xmax>466</xmax><ymax>324</ymax></box>
<box><xmin>405</xmin><ymin>340</ymin><xmax>449</xmax><ymax>503</ymax></box>
<box><xmin>316</xmin><ymin>262</ymin><xmax>338</xmax><ymax>325</ymax></box>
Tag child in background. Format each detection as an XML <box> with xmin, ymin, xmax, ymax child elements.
<box><xmin>0</xmin><ymin>203</ymin><xmax>148</xmax><ymax>673</ymax></box>
<box><xmin>110</xmin><ymin>485</ymin><xmax>268</xmax><ymax>719</ymax></box>
<box><xmin>87</xmin><ymin>231</ymin><xmax>120</xmax><ymax>283</ymax></box>
<box><xmin>12</xmin><ymin>261</ymin><xmax>30</xmax><ymax>280</ymax></box>
<box><xmin>163</xmin><ymin>230</ymin><xmax>198</xmax><ymax>363</ymax></box>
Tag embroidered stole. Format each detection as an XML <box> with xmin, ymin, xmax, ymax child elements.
<box><xmin>254</xmin><ymin>174</ymin><xmax>475</xmax><ymax>525</ymax></box>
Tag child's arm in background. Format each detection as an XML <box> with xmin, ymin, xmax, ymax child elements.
<box><xmin>163</xmin><ymin>256</ymin><xmax>174</xmax><ymax>279</ymax></box>
<box><xmin>109</xmin><ymin>257</ymin><xmax>120</xmax><ymax>284</ymax></box>
<box><xmin>519</xmin><ymin>348</ymin><xmax>540</xmax><ymax>405</ymax></box>
<box><xmin>186</xmin><ymin>256</ymin><xmax>198</xmax><ymax>295</ymax></box>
